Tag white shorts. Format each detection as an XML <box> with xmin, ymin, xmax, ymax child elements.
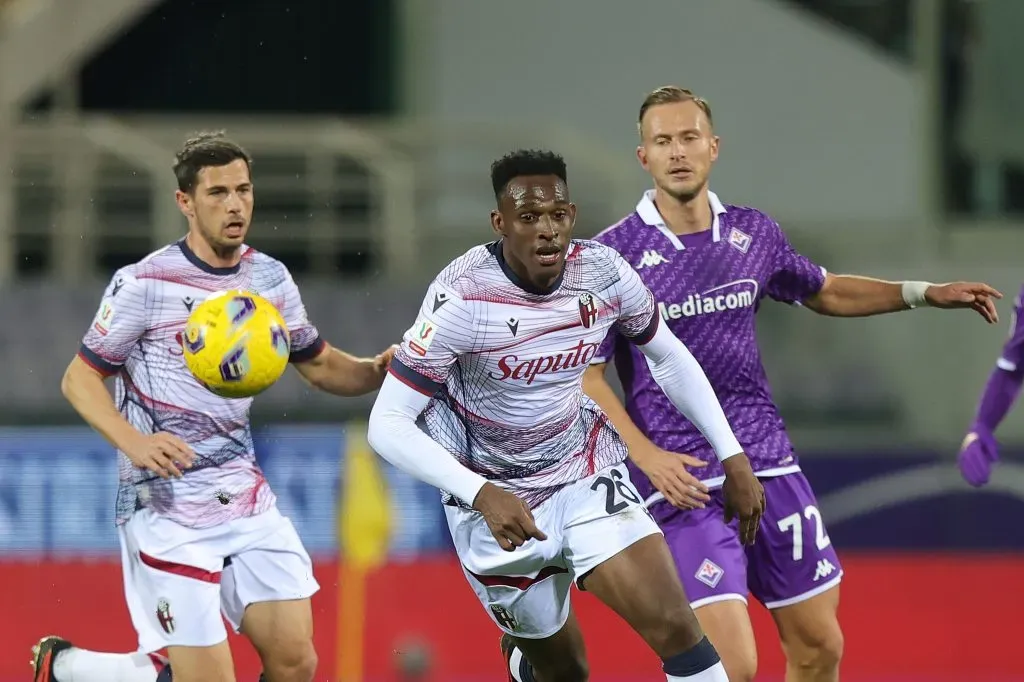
<box><xmin>119</xmin><ymin>506</ymin><xmax>320</xmax><ymax>652</ymax></box>
<box><xmin>446</xmin><ymin>462</ymin><xmax>661</xmax><ymax>640</ymax></box>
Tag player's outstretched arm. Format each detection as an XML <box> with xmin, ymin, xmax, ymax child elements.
<box><xmin>635</xmin><ymin>322</ymin><xmax>765</xmax><ymax>544</ymax></box>
<box><xmin>292</xmin><ymin>342</ymin><xmax>396</xmax><ymax>396</ymax></box>
<box><xmin>803</xmin><ymin>273</ymin><xmax>1002</xmax><ymax>322</ymax></box>
<box><xmin>61</xmin><ymin>357</ymin><xmax>193</xmax><ymax>478</ymax></box>
<box><xmin>959</xmin><ymin>287</ymin><xmax>1024</xmax><ymax>486</ymax></box>
<box><xmin>583</xmin><ymin>363</ymin><xmax>711</xmax><ymax>510</ymax></box>
<box><xmin>367</xmin><ymin>374</ymin><xmax>489</xmax><ymax>502</ymax></box>
<box><xmin>367</xmin><ymin>375</ymin><xmax>547</xmax><ymax>550</ymax></box>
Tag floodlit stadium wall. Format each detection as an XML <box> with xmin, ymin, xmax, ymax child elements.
<box><xmin>2</xmin><ymin>424</ymin><xmax>1022</xmax><ymax>681</ymax></box>
<box><xmin>404</xmin><ymin>0</ymin><xmax>923</xmax><ymax>226</ymax></box>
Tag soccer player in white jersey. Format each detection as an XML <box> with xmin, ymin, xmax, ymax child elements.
<box><xmin>367</xmin><ymin>149</ymin><xmax>765</xmax><ymax>682</ymax></box>
<box><xmin>31</xmin><ymin>132</ymin><xmax>395</xmax><ymax>682</ymax></box>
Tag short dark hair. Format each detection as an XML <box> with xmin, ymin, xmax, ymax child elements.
<box><xmin>173</xmin><ymin>131</ymin><xmax>252</xmax><ymax>193</ymax></box>
<box><xmin>490</xmin><ymin>149</ymin><xmax>568</xmax><ymax>200</ymax></box>
<box><xmin>638</xmin><ymin>86</ymin><xmax>714</xmax><ymax>137</ymax></box>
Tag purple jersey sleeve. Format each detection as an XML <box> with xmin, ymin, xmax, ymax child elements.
<box><xmin>765</xmin><ymin>221</ymin><xmax>826</xmax><ymax>304</ymax></box>
<box><xmin>611</xmin><ymin>250</ymin><xmax>659</xmax><ymax>344</ymax></box>
<box><xmin>996</xmin><ymin>286</ymin><xmax>1024</xmax><ymax>372</ymax></box>
<box><xmin>276</xmin><ymin>270</ymin><xmax>326</xmax><ymax>363</ymax></box>
<box><xmin>390</xmin><ymin>280</ymin><xmax>477</xmax><ymax>396</ymax></box>
<box><xmin>79</xmin><ymin>268</ymin><xmax>147</xmax><ymax>376</ymax></box>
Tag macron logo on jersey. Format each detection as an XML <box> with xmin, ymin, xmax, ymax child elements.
<box><xmin>636</xmin><ymin>250</ymin><xmax>669</xmax><ymax>269</ymax></box>
<box><xmin>660</xmin><ymin>279</ymin><xmax>759</xmax><ymax>321</ymax></box>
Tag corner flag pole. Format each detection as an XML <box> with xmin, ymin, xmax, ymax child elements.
<box><xmin>336</xmin><ymin>424</ymin><xmax>392</xmax><ymax>681</ymax></box>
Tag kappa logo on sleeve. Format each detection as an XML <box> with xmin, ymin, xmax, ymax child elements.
<box><xmin>92</xmin><ymin>301</ymin><xmax>116</xmax><ymax>336</ymax></box>
<box><xmin>407</xmin><ymin>318</ymin><xmax>437</xmax><ymax>357</ymax></box>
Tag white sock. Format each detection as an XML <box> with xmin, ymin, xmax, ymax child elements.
<box><xmin>666</xmin><ymin>660</ymin><xmax>729</xmax><ymax>680</ymax></box>
<box><xmin>53</xmin><ymin>648</ymin><xmax>166</xmax><ymax>682</ymax></box>
<box><xmin>508</xmin><ymin>647</ymin><xmax>525</xmax><ymax>682</ymax></box>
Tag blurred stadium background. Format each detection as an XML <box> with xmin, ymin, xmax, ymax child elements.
<box><xmin>2</xmin><ymin>0</ymin><xmax>1024</xmax><ymax>679</ymax></box>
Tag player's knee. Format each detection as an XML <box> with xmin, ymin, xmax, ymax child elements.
<box><xmin>645</xmin><ymin>600</ymin><xmax>704</xmax><ymax>658</ymax></box>
<box><xmin>261</xmin><ymin>643</ymin><xmax>317</xmax><ymax>682</ymax></box>
<box><xmin>718</xmin><ymin>649</ymin><xmax>757</xmax><ymax>682</ymax></box>
<box><xmin>788</xmin><ymin>625</ymin><xmax>843</xmax><ymax>672</ymax></box>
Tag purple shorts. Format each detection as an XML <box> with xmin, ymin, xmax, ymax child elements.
<box><xmin>653</xmin><ymin>471</ymin><xmax>843</xmax><ymax>610</ymax></box>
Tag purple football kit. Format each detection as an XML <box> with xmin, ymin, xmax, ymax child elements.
<box><xmin>593</xmin><ymin>190</ymin><xmax>843</xmax><ymax>609</ymax></box>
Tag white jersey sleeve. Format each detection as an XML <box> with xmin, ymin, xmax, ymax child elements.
<box><xmin>611</xmin><ymin>250</ymin><xmax>659</xmax><ymax>345</ymax></box>
<box><xmin>79</xmin><ymin>268</ymin><xmax>148</xmax><ymax>376</ymax></box>
<box><xmin>368</xmin><ymin>374</ymin><xmax>489</xmax><ymax>506</ymax></box>
<box><xmin>270</xmin><ymin>269</ymin><xmax>325</xmax><ymax>363</ymax></box>
<box><xmin>390</xmin><ymin>279</ymin><xmax>478</xmax><ymax>395</ymax></box>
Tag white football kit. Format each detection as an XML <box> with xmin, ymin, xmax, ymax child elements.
<box><xmin>79</xmin><ymin>239</ymin><xmax>323</xmax><ymax>652</ymax></box>
<box><xmin>368</xmin><ymin>239</ymin><xmax>743</xmax><ymax>638</ymax></box>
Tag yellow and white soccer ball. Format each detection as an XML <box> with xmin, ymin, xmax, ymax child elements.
<box><xmin>182</xmin><ymin>289</ymin><xmax>291</xmax><ymax>399</ymax></box>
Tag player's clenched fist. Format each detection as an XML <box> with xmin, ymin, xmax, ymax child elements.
<box><xmin>722</xmin><ymin>454</ymin><xmax>765</xmax><ymax>545</ymax></box>
<box><xmin>124</xmin><ymin>432</ymin><xmax>195</xmax><ymax>479</ymax></box>
<box><xmin>472</xmin><ymin>482</ymin><xmax>549</xmax><ymax>551</ymax></box>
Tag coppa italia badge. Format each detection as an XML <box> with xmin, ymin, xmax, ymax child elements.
<box><xmin>578</xmin><ymin>293</ymin><xmax>598</xmax><ymax>328</ymax></box>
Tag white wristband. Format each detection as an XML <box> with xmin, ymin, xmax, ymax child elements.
<box><xmin>901</xmin><ymin>281</ymin><xmax>932</xmax><ymax>309</ymax></box>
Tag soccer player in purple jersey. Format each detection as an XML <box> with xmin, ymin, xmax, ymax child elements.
<box><xmin>958</xmin><ymin>284</ymin><xmax>1024</xmax><ymax>485</ymax></box>
<box><xmin>32</xmin><ymin>132</ymin><xmax>395</xmax><ymax>682</ymax></box>
<box><xmin>583</xmin><ymin>86</ymin><xmax>1002</xmax><ymax>682</ymax></box>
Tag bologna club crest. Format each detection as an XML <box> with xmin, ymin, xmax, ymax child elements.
<box><xmin>156</xmin><ymin>598</ymin><xmax>175</xmax><ymax>634</ymax></box>
<box><xmin>578</xmin><ymin>293</ymin><xmax>598</xmax><ymax>328</ymax></box>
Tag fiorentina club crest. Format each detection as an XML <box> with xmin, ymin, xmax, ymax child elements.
<box><xmin>728</xmin><ymin>227</ymin><xmax>752</xmax><ymax>254</ymax></box>
<box><xmin>578</xmin><ymin>293</ymin><xmax>598</xmax><ymax>328</ymax></box>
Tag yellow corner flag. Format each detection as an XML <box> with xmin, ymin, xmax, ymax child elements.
<box><xmin>336</xmin><ymin>423</ymin><xmax>393</xmax><ymax>682</ymax></box>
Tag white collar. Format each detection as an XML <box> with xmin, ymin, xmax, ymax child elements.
<box><xmin>635</xmin><ymin>189</ymin><xmax>727</xmax><ymax>251</ymax></box>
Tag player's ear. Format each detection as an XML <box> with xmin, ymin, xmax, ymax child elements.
<box><xmin>709</xmin><ymin>135</ymin><xmax>720</xmax><ymax>163</ymax></box>
<box><xmin>490</xmin><ymin>209</ymin><xmax>504</xmax><ymax>237</ymax></box>
<box><xmin>568</xmin><ymin>203</ymin><xmax>578</xmax><ymax>227</ymax></box>
<box><xmin>636</xmin><ymin>145</ymin><xmax>648</xmax><ymax>171</ymax></box>
<box><xmin>175</xmin><ymin>190</ymin><xmax>195</xmax><ymax>219</ymax></box>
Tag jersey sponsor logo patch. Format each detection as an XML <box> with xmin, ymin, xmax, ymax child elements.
<box><xmin>92</xmin><ymin>301</ymin><xmax>116</xmax><ymax>336</ymax></box>
<box><xmin>407</xmin><ymin>318</ymin><xmax>436</xmax><ymax>357</ymax></box>
<box><xmin>578</xmin><ymin>292</ymin><xmax>598</xmax><ymax>328</ymax></box>
<box><xmin>695</xmin><ymin>558</ymin><xmax>724</xmax><ymax>588</ymax></box>
<box><xmin>728</xmin><ymin>227</ymin><xmax>752</xmax><ymax>254</ymax></box>
<box><xmin>659</xmin><ymin>279</ymin><xmax>759</xmax><ymax>321</ymax></box>
<box><xmin>490</xmin><ymin>339</ymin><xmax>599</xmax><ymax>384</ymax></box>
